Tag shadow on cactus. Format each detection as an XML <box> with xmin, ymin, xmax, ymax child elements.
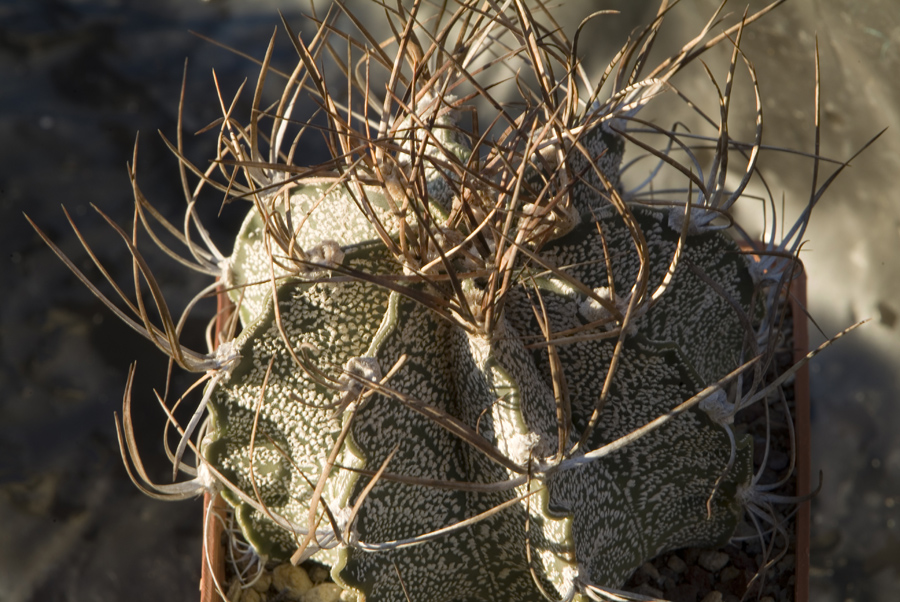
<box><xmin>28</xmin><ymin>1</ymin><xmax>880</xmax><ymax>601</ymax></box>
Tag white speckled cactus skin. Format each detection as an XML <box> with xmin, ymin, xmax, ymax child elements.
<box><xmin>201</xmin><ymin>97</ymin><xmax>759</xmax><ymax>599</ymax></box>
<box><xmin>31</xmin><ymin>2</ymin><xmax>857</xmax><ymax>601</ymax></box>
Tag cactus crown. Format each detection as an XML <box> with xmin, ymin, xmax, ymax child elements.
<box><xmin>27</xmin><ymin>1</ymin><xmax>876</xmax><ymax>601</ymax></box>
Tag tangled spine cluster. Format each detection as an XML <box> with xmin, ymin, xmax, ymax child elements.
<box><xmin>30</xmin><ymin>1</ymin><xmax>876</xmax><ymax>601</ymax></box>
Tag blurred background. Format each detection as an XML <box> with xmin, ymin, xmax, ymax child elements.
<box><xmin>2</xmin><ymin>1</ymin><xmax>897</xmax><ymax>601</ymax></box>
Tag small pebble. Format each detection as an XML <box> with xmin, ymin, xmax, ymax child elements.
<box><xmin>661</xmin><ymin>576</ymin><xmax>676</xmax><ymax>593</ymax></box>
<box><xmin>241</xmin><ymin>589</ymin><xmax>265</xmax><ymax>602</ymax></box>
<box><xmin>307</xmin><ymin>564</ymin><xmax>331</xmax><ymax>584</ymax></box>
<box><xmin>668</xmin><ymin>583</ymin><xmax>699</xmax><ymax>601</ymax></box>
<box><xmin>304</xmin><ymin>583</ymin><xmax>344</xmax><ymax>602</ymax></box>
<box><xmin>227</xmin><ymin>581</ymin><xmax>243</xmax><ymax>602</ymax></box>
<box><xmin>250</xmin><ymin>571</ymin><xmax>272</xmax><ymax>593</ymax></box>
<box><xmin>667</xmin><ymin>555</ymin><xmax>687</xmax><ymax>573</ymax></box>
<box><xmin>700</xmin><ymin>591</ymin><xmax>724</xmax><ymax>602</ymax></box>
<box><xmin>640</xmin><ymin>561</ymin><xmax>661</xmax><ymax>581</ymax></box>
<box><xmin>698</xmin><ymin>550</ymin><xmax>730</xmax><ymax>572</ymax></box>
<box><xmin>767</xmin><ymin>449</ymin><xmax>790</xmax><ymax>471</ymax></box>
<box><xmin>686</xmin><ymin>565</ymin><xmax>713</xmax><ymax>592</ymax></box>
<box><xmin>272</xmin><ymin>563</ymin><xmax>313</xmax><ymax>599</ymax></box>
<box><xmin>719</xmin><ymin>566</ymin><xmax>741</xmax><ymax>583</ymax></box>
<box><xmin>777</xmin><ymin>553</ymin><xmax>796</xmax><ymax>572</ymax></box>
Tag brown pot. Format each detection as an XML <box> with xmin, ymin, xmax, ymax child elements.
<box><xmin>198</xmin><ymin>271</ymin><xmax>813</xmax><ymax>602</ymax></box>
<box><xmin>200</xmin><ymin>491</ymin><xmax>228</xmax><ymax>602</ymax></box>
<box><xmin>199</xmin><ymin>289</ymin><xmax>232</xmax><ymax>602</ymax></box>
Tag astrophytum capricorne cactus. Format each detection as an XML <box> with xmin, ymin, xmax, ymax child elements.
<box><xmin>28</xmin><ymin>1</ymin><xmax>876</xmax><ymax>601</ymax></box>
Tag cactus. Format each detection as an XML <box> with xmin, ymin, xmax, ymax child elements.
<box><xmin>210</xmin><ymin>188</ymin><xmax>758</xmax><ymax>599</ymax></box>
<box><xmin>28</xmin><ymin>1</ymin><xmax>875</xmax><ymax>601</ymax></box>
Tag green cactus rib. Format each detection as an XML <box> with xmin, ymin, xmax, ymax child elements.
<box><xmin>202</xmin><ymin>162</ymin><xmax>756</xmax><ymax>599</ymax></box>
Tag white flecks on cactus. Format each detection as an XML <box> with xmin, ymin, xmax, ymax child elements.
<box><xmin>32</xmin><ymin>2</ymin><xmax>855</xmax><ymax>601</ymax></box>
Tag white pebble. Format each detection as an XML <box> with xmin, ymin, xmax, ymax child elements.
<box><xmin>698</xmin><ymin>550</ymin><xmax>730</xmax><ymax>572</ymax></box>
<box><xmin>640</xmin><ymin>561</ymin><xmax>660</xmax><ymax>581</ymax></box>
<box><xmin>226</xmin><ymin>581</ymin><xmax>243</xmax><ymax>602</ymax></box>
<box><xmin>307</xmin><ymin>564</ymin><xmax>331</xmax><ymax>584</ymax></box>
<box><xmin>719</xmin><ymin>566</ymin><xmax>740</xmax><ymax>582</ymax></box>
<box><xmin>250</xmin><ymin>571</ymin><xmax>272</xmax><ymax>593</ymax></box>
<box><xmin>241</xmin><ymin>588</ymin><xmax>264</xmax><ymax>602</ymax></box>
<box><xmin>272</xmin><ymin>563</ymin><xmax>313</xmax><ymax>599</ymax></box>
<box><xmin>667</xmin><ymin>555</ymin><xmax>687</xmax><ymax>573</ymax></box>
<box><xmin>303</xmin><ymin>583</ymin><xmax>345</xmax><ymax>602</ymax></box>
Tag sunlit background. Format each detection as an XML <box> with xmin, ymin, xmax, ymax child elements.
<box><xmin>3</xmin><ymin>1</ymin><xmax>898</xmax><ymax>600</ymax></box>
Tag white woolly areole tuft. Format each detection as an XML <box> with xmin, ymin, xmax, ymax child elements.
<box><xmin>578</xmin><ymin>287</ymin><xmax>613</xmax><ymax>321</ymax></box>
<box><xmin>197</xmin><ymin>461</ymin><xmax>218</xmax><ymax>492</ymax></box>
<box><xmin>220</xmin><ymin>254</ymin><xmax>236</xmax><ymax>290</ymax></box>
<box><xmin>335</xmin><ymin>356</ymin><xmax>382</xmax><ymax>414</ymax></box>
<box><xmin>307</xmin><ymin>239</ymin><xmax>344</xmax><ymax>268</ymax></box>
<box><xmin>668</xmin><ymin>205</ymin><xmax>705</xmax><ymax>234</ymax></box>
<box><xmin>214</xmin><ymin>339</ymin><xmax>241</xmax><ymax>379</ymax></box>
<box><xmin>335</xmin><ymin>505</ymin><xmax>359</xmax><ymax>546</ymax></box>
<box><xmin>507</xmin><ymin>432</ymin><xmax>541</xmax><ymax>465</ymax></box>
<box><xmin>578</xmin><ymin>287</ymin><xmax>637</xmax><ymax>335</ymax></box>
<box><xmin>699</xmin><ymin>387</ymin><xmax>734</xmax><ymax>425</ymax></box>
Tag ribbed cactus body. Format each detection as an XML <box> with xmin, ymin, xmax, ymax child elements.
<box><xmin>27</xmin><ymin>2</ymin><xmax>856</xmax><ymax>600</ymax></box>
<box><xmin>202</xmin><ymin>119</ymin><xmax>756</xmax><ymax>598</ymax></box>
